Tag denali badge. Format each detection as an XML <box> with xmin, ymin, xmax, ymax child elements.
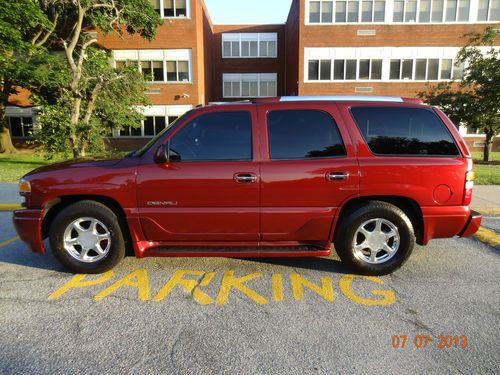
<box><xmin>147</xmin><ymin>201</ymin><xmax>178</xmax><ymax>206</ymax></box>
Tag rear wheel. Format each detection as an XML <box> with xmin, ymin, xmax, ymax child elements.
<box><xmin>334</xmin><ymin>201</ymin><xmax>415</xmax><ymax>275</ymax></box>
<box><xmin>49</xmin><ymin>201</ymin><xmax>126</xmax><ymax>274</ymax></box>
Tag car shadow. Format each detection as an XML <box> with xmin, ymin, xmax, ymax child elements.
<box><xmin>239</xmin><ymin>256</ymin><xmax>349</xmax><ymax>275</ymax></box>
<box><xmin>0</xmin><ymin>239</ymin><xmax>70</xmax><ymax>273</ymax></box>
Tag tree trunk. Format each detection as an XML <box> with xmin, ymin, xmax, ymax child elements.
<box><xmin>0</xmin><ymin>82</ymin><xmax>17</xmax><ymax>154</ymax></box>
<box><xmin>483</xmin><ymin>132</ymin><xmax>494</xmax><ymax>162</ymax></box>
<box><xmin>0</xmin><ymin>127</ymin><xmax>17</xmax><ymax>154</ymax></box>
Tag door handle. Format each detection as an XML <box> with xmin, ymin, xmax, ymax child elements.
<box><xmin>234</xmin><ymin>173</ymin><xmax>257</xmax><ymax>183</ymax></box>
<box><xmin>326</xmin><ymin>172</ymin><xmax>349</xmax><ymax>181</ymax></box>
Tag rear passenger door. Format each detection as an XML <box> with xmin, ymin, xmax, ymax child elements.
<box><xmin>258</xmin><ymin>103</ymin><xmax>359</xmax><ymax>242</ymax></box>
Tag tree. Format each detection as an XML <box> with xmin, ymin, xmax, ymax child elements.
<box><xmin>33</xmin><ymin>47</ymin><xmax>150</xmax><ymax>156</ymax></box>
<box><xmin>419</xmin><ymin>27</ymin><xmax>500</xmax><ymax>162</ymax></box>
<box><xmin>39</xmin><ymin>0</ymin><xmax>163</xmax><ymax>158</ymax></box>
<box><xmin>0</xmin><ymin>0</ymin><xmax>59</xmax><ymax>153</ymax></box>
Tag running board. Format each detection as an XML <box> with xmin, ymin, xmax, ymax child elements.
<box><xmin>140</xmin><ymin>246</ymin><xmax>331</xmax><ymax>258</ymax></box>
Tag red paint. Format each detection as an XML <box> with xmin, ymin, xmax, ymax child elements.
<box><xmin>13</xmin><ymin>98</ymin><xmax>481</xmax><ymax>259</ymax></box>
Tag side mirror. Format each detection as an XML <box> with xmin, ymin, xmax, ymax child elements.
<box><xmin>154</xmin><ymin>142</ymin><xmax>170</xmax><ymax>164</ymax></box>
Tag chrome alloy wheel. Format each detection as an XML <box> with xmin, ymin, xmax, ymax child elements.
<box><xmin>352</xmin><ymin>218</ymin><xmax>400</xmax><ymax>264</ymax></box>
<box><xmin>63</xmin><ymin>217</ymin><xmax>111</xmax><ymax>263</ymax></box>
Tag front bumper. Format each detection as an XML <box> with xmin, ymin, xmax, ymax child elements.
<box><xmin>458</xmin><ymin>210</ymin><xmax>482</xmax><ymax>238</ymax></box>
<box><xmin>12</xmin><ymin>209</ymin><xmax>45</xmax><ymax>254</ymax></box>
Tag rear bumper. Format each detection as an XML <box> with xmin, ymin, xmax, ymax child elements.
<box><xmin>421</xmin><ymin>206</ymin><xmax>482</xmax><ymax>245</ymax></box>
<box><xmin>458</xmin><ymin>210</ymin><xmax>482</xmax><ymax>238</ymax></box>
<box><xmin>12</xmin><ymin>209</ymin><xmax>45</xmax><ymax>254</ymax></box>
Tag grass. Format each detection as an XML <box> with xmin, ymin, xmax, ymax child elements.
<box><xmin>471</xmin><ymin>151</ymin><xmax>500</xmax><ymax>185</ymax></box>
<box><xmin>0</xmin><ymin>151</ymin><xmax>125</xmax><ymax>183</ymax></box>
<box><xmin>1</xmin><ymin>150</ymin><xmax>498</xmax><ymax>184</ymax></box>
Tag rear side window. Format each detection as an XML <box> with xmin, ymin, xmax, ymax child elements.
<box><xmin>351</xmin><ymin>107</ymin><xmax>460</xmax><ymax>156</ymax></box>
<box><xmin>267</xmin><ymin>110</ymin><xmax>346</xmax><ymax>160</ymax></box>
<box><xmin>170</xmin><ymin>111</ymin><xmax>252</xmax><ymax>161</ymax></box>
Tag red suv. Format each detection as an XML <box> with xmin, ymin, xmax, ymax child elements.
<box><xmin>13</xmin><ymin>96</ymin><xmax>482</xmax><ymax>275</ymax></box>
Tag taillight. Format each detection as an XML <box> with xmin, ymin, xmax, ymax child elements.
<box><xmin>463</xmin><ymin>169</ymin><xmax>475</xmax><ymax>206</ymax></box>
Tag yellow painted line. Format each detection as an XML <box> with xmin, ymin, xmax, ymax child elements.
<box><xmin>474</xmin><ymin>207</ymin><xmax>500</xmax><ymax>216</ymax></box>
<box><xmin>0</xmin><ymin>204</ymin><xmax>21</xmax><ymax>211</ymax></box>
<box><xmin>0</xmin><ymin>236</ymin><xmax>19</xmax><ymax>248</ymax></box>
<box><xmin>474</xmin><ymin>227</ymin><xmax>500</xmax><ymax>248</ymax></box>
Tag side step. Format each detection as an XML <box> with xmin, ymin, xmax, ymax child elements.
<box><xmin>142</xmin><ymin>246</ymin><xmax>331</xmax><ymax>258</ymax></box>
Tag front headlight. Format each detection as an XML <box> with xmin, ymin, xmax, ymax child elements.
<box><xmin>19</xmin><ymin>178</ymin><xmax>31</xmax><ymax>195</ymax></box>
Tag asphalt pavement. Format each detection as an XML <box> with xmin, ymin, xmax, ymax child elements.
<box><xmin>0</xmin><ymin>210</ymin><xmax>499</xmax><ymax>374</ymax></box>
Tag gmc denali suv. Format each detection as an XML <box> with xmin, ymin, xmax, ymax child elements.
<box><xmin>13</xmin><ymin>96</ymin><xmax>482</xmax><ymax>275</ymax></box>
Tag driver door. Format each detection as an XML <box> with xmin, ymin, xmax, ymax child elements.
<box><xmin>136</xmin><ymin>107</ymin><xmax>260</xmax><ymax>242</ymax></box>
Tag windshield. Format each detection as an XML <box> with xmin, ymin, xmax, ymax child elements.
<box><xmin>127</xmin><ymin>111</ymin><xmax>192</xmax><ymax>158</ymax></box>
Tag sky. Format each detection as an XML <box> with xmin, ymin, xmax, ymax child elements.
<box><xmin>204</xmin><ymin>0</ymin><xmax>293</xmax><ymax>24</ymax></box>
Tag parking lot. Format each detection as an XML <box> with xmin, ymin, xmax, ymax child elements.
<box><xmin>0</xmin><ymin>211</ymin><xmax>499</xmax><ymax>374</ymax></box>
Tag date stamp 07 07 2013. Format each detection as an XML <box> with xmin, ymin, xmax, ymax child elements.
<box><xmin>392</xmin><ymin>335</ymin><xmax>468</xmax><ymax>349</ymax></box>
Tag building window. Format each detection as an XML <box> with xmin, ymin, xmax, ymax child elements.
<box><xmin>114</xmin><ymin>50</ymin><xmax>192</xmax><ymax>84</ymax></box>
<box><xmin>389</xmin><ymin>58</ymin><xmax>459</xmax><ymax>80</ymax></box>
<box><xmin>309</xmin><ymin>0</ymin><xmax>386</xmax><ymax>23</ymax></box>
<box><xmin>478</xmin><ymin>0</ymin><xmax>500</xmax><ymax>20</ymax></box>
<box><xmin>223</xmin><ymin>73</ymin><xmax>277</xmax><ymax>98</ymax></box>
<box><xmin>394</xmin><ymin>0</ymin><xmax>471</xmax><ymax>22</ymax></box>
<box><xmin>148</xmin><ymin>0</ymin><xmax>189</xmax><ymax>18</ymax></box>
<box><xmin>8</xmin><ymin>117</ymin><xmax>33</xmax><ymax>138</ymax></box>
<box><xmin>140</xmin><ymin>61</ymin><xmax>164</xmax><ymax>82</ymax></box>
<box><xmin>222</xmin><ymin>33</ymin><xmax>278</xmax><ymax>58</ymax></box>
<box><xmin>119</xmin><ymin>115</ymin><xmax>178</xmax><ymax>138</ymax></box>
<box><xmin>307</xmin><ymin>58</ymin><xmax>382</xmax><ymax>81</ymax></box>
<box><xmin>167</xmin><ymin>60</ymin><xmax>190</xmax><ymax>82</ymax></box>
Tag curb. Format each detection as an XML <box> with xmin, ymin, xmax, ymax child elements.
<box><xmin>0</xmin><ymin>204</ymin><xmax>21</xmax><ymax>211</ymax></box>
<box><xmin>473</xmin><ymin>227</ymin><xmax>500</xmax><ymax>249</ymax></box>
<box><xmin>473</xmin><ymin>207</ymin><xmax>500</xmax><ymax>216</ymax></box>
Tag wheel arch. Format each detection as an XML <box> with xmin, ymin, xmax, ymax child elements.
<box><xmin>41</xmin><ymin>195</ymin><xmax>132</xmax><ymax>249</ymax></box>
<box><xmin>333</xmin><ymin>195</ymin><xmax>424</xmax><ymax>245</ymax></box>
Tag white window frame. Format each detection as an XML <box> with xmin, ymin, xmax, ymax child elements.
<box><xmin>477</xmin><ymin>0</ymin><xmax>500</xmax><ymax>21</ymax></box>
<box><xmin>149</xmin><ymin>0</ymin><xmax>191</xmax><ymax>19</ymax></box>
<box><xmin>304</xmin><ymin>0</ymin><xmax>499</xmax><ymax>23</ymax></box>
<box><xmin>114</xmin><ymin>105</ymin><xmax>192</xmax><ymax>138</ymax></box>
<box><xmin>303</xmin><ymin>47</ymin><xmax>494</xmax><ymax>83</ymax></box>
<box><xmin>222</xmin><ymin>33</ymin><xmax>278</xmax><ymax>59</ymax></box>
<box><xmin>223</xmin><ymin>73</ymin><xmax>278</xmax><ymax>98</ymax></box>
<box><xmin>113</xmin><ymin>49</ymin><xmax>192</xmax><ymax>84</ymax></box>
<box><xmin>7</xmin><ymin>116</ymin><xmax>35</xmax><ymax>138</ymax></box>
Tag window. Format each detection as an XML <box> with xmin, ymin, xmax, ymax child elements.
<box><xmin>351</xmin><ymin>107</ymin><xmax>460</xmax><ymax>156</ymax></box>
<box><xmin>394</xmin><ymin>0</ymin><xmax>471</xmax><ymax>22</ymax></box>
<box><xmin>164</xmin><ymin>0</ymin><xmax>187</xmax><ymax>17</ymax></box>
<box><xmin>120</xmin><ymin>115</ymin><xmax>179</xmax><ymax>138</ymax></box>
<box><xmin>389</xmin><ymin>58</ymin><xmax>457</xmax><ymax>80</ymax></box>
<box><xmin>167</xmin><ymin>60</ymin><xmax>189</xmax><ymax>82</ymax></box>
<box><xmin>141</xmin><ymin>61</ymin><xmax>164</xmax><ymax>81</ymax></box>
<box><xmin>307</xmin><ymin>59</ymin><xmax>382</xmax><ymax>81</ymax></box>
<box><xmin>8</xmin><ymin>117</ymin><xmax>33</xmax><ymax>138</ymax></box>
<box><xmin>223</xmin><ymin>74</ymin><xmax>277</xmax><ymax>98</ymax></box>
<box><xmin>169</xmin><ymin>112</ymin><xmax>252</xmax><ymax>162</ymax></box>
<box><xmin>222</xmin><ymin>33</ymin><xmax>278</xmax><ymax>58</ymax></box>
<box><xmin>150</xmin><ymin>0</ymin><xmax>161</xmax><ymax>15</ymax></box>
<box><xmin>267</xmin><ymin>110</ymin><xmax>346</xmax><ymax>160</ymax></box>
<box><xmin>115</xmin><ymin>60</ymin><xmax>139</xmax><ymax>70</ymax></box>
<box><xmin>478</xmin><ymin>0</ymin><xmax>500</xmax><ymax>20</ymax></box>
<box><xmin>312</xmin><ymin>0</ymin><xmax>385</xmax><ymax>22</ymax></box>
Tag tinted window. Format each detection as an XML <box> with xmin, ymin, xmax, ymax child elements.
<box><xmin>267</xmin><ymin>110</ymin><xmax>346</xmax><ymax>160</ymax></box>
<box><xmin>170</xmin><ymin>111</ymin><xmax>252</xmax><ymax>161</ymax></box>
<box><xmin>351</xmin><ymin>107</ymin><xmax>460</xmax><ymax>156</ymax></box>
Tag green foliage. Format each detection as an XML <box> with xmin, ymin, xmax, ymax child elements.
<box><xmin>419</xmin><ymin>27</ymin><xmax>500</xmax><ymax>161</ymax></box>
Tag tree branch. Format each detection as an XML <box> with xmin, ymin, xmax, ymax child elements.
<box><xmin>34</xmin><ymin>12</ymin><xmax>60</xmax><ymax>47</ymax></box>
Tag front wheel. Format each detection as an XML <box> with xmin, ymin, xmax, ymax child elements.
<box><xmin>334</xmin><ymin>201</ymin><xmax>415</xmax><ymax>275</ymax></box>
<box><xmin>49</xmin><ymin>201</ymin><xmax>126</xmax><ymax>274</ymax></box>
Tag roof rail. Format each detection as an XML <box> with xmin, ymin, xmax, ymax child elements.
<box><xmin>280</xmin><ymin>96</ymin><xmax>404</xmax><ymax>103</ymax></box>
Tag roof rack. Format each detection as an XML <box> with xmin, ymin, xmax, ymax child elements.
<box><xmin>280</xmin><ymin>96</ymin><xmax>405</xmax><ymax>103</ymax></box>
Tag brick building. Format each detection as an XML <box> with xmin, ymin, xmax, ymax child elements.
<box><xmin>6</xmin><ymin>0</ymin><xmax>500</xmax><ymax>151</ymax></box>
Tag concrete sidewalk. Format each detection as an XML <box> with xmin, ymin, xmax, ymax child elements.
<box><xmin>0</xmin><ymin>182</ymin><xmax>498</xmax><ymax>212</ymax></box>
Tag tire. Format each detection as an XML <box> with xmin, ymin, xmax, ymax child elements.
<box><xmin>49</xmin><ymin>200</ymin><xmax>126</xmax><ymax>274</ymax></box>
<box><xmin>334</xmin><ymin>201</ymin><xmax>415</xmax><ymax>276</ymax></box>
